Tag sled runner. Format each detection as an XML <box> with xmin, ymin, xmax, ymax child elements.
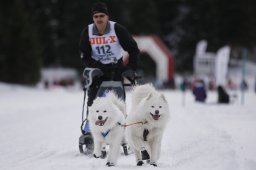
<box><xmin>79</xmin><ymin>67</ymin><xmax>138</xmax><ymax>156</ymax></box>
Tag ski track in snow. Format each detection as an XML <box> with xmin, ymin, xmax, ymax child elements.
<box><xmin>0</xmin><ymin>84</ymin><xmax>256</xmax><ymax>170</ymax></box>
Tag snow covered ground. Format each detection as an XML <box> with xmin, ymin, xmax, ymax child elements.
<box><xmin>0</xmin><ymin>83</ymin><xmax>256</xmax><ymax>170</ymax></box>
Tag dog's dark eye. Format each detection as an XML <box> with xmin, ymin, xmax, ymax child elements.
<box><xmin>159</xmin><ymin>106</ymin><xmax>162</xmax><ymax>108</ymax></box>
<box><xmin>151</xmin><ymin>106</ymin><xmax>154</xmax><ymax>108</ymax></box>
<box><xmin>103</xmin><ymin>110</ymin><xmax>107</xmax><ymax>113</ymax></box>
<box><xmin>96</xmin><ymin>110</ymin><xmax>99</xmax><ymax>113</ymax></box>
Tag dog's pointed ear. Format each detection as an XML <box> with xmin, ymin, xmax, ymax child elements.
<box><xmin>161</xmin><ymin>94</ymin><xmax>167</xmax><ymax>103</ymax></box>
<box><xmin>146</xmin><ymin>93</ymin><xmax>153</xmax><ymax>100</ymax></box>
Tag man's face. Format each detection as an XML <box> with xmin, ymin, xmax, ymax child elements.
<box><xmin>93</xmin><ymin>12</ymin><xmax>109</xmax><ymax>26</ymax></box>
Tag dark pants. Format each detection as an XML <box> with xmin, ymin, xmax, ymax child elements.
<box><xmin>87</xmin><ymin>71</ymin><xmax>124</xmax><ymax>107</ymax></box>
<box><xmin>87</xmin><ymin>77</ymin><xmax>102</xmax><ymax>107</ymax></box>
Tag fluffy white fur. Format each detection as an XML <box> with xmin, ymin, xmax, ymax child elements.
<box><xmin>88</xmin><ymin>91</ymin><xmax>126</xmax><ymax>166</ymax></box>
<box><xmin>125</xmin><ymin>84</ymin><xmax>170</xmax><ymax>166</ymax></box>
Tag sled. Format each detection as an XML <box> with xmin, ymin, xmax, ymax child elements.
<box><xmin>79</xmin><ymin>68</ymin><xmax>138</xmax><ymax>156</ymax></box>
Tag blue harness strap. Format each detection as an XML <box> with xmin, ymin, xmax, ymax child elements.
<box><xmin>101</xmin><ymin>122</ymin><xmax>123</xmax><ymax>138</ymax></box>
<box><xmin>101</xmin><ymin>129</ymin><xmax>111</xmax><ymax>138</ymax></box>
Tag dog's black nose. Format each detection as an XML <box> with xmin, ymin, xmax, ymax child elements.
<box><xmin>98</xmin><ymin>116</ymin><xmax>102</xmax><ymax>120</ymax></box>
<box><xmin>155</xmin><ymin>110</ymin><xmax>159</xmax><ymax>114</ymax></box>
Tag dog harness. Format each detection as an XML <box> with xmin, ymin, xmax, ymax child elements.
<box><xmin>101</xmin><ymin>120</ymin><xmax>148</xmax><ymax>138</ymax></box>
<box><xmin>101</xmin><ymin>129</ymin><xmax>111</xmax><ymax>138</ymax></box>
<box><xmin>117</xmin><ymin>121</ymin><xmax>149</xmax><ymax>141</ymax></box>
<box><xmin>118</xmin><ymin>121</ymin><xmax>148</xmax><ymax>127</ymax></box>
<box><xmin>101</xmin><ymin>122</ymin><xmax>125</xmax><ymax>138</ymax></box>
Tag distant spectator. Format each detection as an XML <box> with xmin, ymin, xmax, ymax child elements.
<box><xmin>180</xmin><ymin>78</ymin><xmax>188</xmax><ymax>92</ymax></box>
<box><xmin>44</xmin><ymin>80</ymin><xmax>49</xmax><ymax>89</ymax></box>
<box><xmin>217</xmin><ymin>85</ymin><xmax>230</xmax><ymax>104</ymax></box>
<box><xmin>227</xmin><ymin>79</ymin><xmax>237</xmax><ymax>90</ymax></box>
<box><xmin>240</xmin><ymin>80</ymin><xmax>248</xmax><ymax>91</ymax></box>
<box><xmin>192</xmin><ymin>79</ymin><xmax>207</xmax><ymax>102</ymax></box>
<box><xmin>208</xmin><ymin>80</ymin><xmax>215</xmax><ymax>91</ymax></box>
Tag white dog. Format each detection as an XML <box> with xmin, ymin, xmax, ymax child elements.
<box><xmin>88</xmin><ymin>91</ymin><xmax>126</xmax><ymax>166</ymax></box>
<box><xmin>125</xmin><ymin>84</ymin><xmax>170</xmax><ymax>166</ymax></box>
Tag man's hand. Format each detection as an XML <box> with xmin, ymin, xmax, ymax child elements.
<box><xmin>122</xmin><ymin>69</ymin><xmax>136</xmax><ymax>83</ymax></box>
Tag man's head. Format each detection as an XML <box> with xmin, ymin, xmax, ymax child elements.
<box><xmin>91</xmin><ymin>2</ymin><xmax>109</xmax><ymax>27</ymax></box>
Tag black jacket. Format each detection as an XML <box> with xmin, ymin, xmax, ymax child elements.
<box><xmin>80</xmin><ymin>22</ymin><xmax>140</xmax><ymax>72</ymax></box>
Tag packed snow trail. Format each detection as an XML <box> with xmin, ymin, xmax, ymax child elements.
<box><xmin>0</xmin><ymin>83</ymin><xmax>256</xmax><ymax>170</ymax></box>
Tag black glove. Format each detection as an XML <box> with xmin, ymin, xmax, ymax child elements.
<box><xmin>122</xmin><ymin>69</ymin><xmax>136</xmax><ymax>83</ymax></box>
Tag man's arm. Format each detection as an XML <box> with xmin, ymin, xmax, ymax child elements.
<box><xmin>115</xmin><ymin>23</ymin><xmax>140</xmax><ymax>70</ymax></box>
<box><xmin>79</xmin><ymin>27</ymin><xmax>94</xmax><ymax>67</ymax></box>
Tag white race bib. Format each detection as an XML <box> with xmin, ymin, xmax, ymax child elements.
<box><xmin>88</xmin><ymin>21</ymin><xmax>123</xmax><ymax>64</ymax></box>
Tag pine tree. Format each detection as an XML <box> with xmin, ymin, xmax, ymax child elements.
<box><xmin>128</xmin><ymin>0</ymin><xmax>160</xmax><ymax>34</ymax></box>
<box><xmin>2</xmin><ymin>0</ymin><xmax>42</xmax><ymax>85</ymax></box>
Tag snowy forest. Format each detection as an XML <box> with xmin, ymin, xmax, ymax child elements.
<box><xmin>0</xmin><ymin>0</ymin><xmax>256</xmax><ymax>84</ymax></box>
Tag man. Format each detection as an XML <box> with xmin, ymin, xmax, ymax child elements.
<box><xmin>217</xmin><ymin>85</ymin><xmax>230</xmax><ymax>104</ymax></box>
<box><xmin>80</xmin><ymin>2</ymin><xmax>139</xmax><ymax>106</ymax></box>
<box><xmin>192</xmin><ymin>79</ymin><xmax>207</xmax><ymax>102</ymax></box>
<box><xmin>79</xmin><ymin>2</ymin><xmax>140</xmax><ymax>154</ymax></box>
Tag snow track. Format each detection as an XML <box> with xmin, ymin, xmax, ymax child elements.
<box><xmin>0</xmin><ymin>84</ymin><xmax>256</xmax><ymax>170</ymax></box>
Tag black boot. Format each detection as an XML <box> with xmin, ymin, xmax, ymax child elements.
<box><xmin>141</xmin><ymin>150</ymin><xmax>150</xmax><ymax>160</ymax></box>
<box><xmin>137</xmin><ymin>160</ymin><xmax>144</xmax><ymax>166</ymax></box>
<box><xmin>122</xmin><ymin>143</ymin><xmax>129</xmax><ymax>156</ymax></box>
<box><xmin>106</xmin><ymin>162</ymin><xmax>115</xmax><ymax>167</ymax></box>
<box><xmin>150</xmin><ymin>162</ymin><xmax>157</xmax><ymax>166</ymax></box>
<box><xmin>101</xmin><ymin>150</ymin><xmax>107</xmax><ymax>159</ymax></box>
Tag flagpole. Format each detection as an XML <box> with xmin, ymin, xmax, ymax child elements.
<box><xmin>241</xmin><ymin>48</ymin><xmax>247</xmax><ymax>105</ymax></box>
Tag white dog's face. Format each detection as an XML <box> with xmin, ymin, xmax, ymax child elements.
<box><xmin>89</xmin><ymin>98</ymin><xmax>117</xmax><ymax>128</ymax></box>
<box><xmin>144</xmin><ymin>93</ymin><xmax>169</xmax><ymax>122</ymax></box>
